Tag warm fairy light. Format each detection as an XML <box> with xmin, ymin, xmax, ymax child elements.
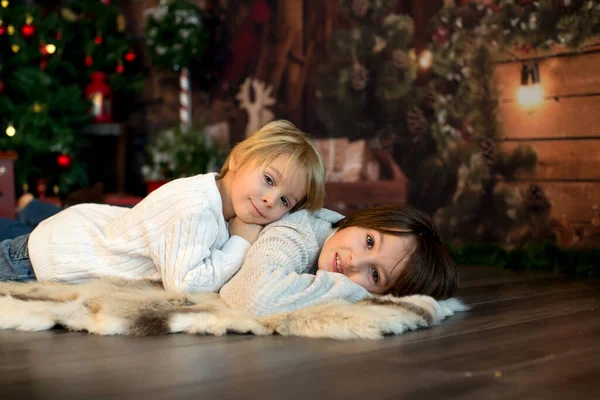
<box><xmin>1</xmin><ymin>1</ymin><xmax>9</xmax><ymax>8</ymax></box>
<box><xmin>25</xmin><ymin>14</ymin><xmax>33</xmax><ymax>24</ymax></box>
<box><xmin>7</xmin><ymin>24</ymin><xmax>14</xmax><ymax>35</ymax></box>
<box><xmin>517</xmin><ymin>84</ymin><xmax>543</xmax><ymax>107</ymax></box>
<box><xmin>45</xmin><ymin>44</ymin><xmax>56</xmax><ymax>54</ymax></box>
<box><xmin>11</xmin><ymin>44</ymin><xmax>19</xmax><ymax>52</ymax></box>
<box><xmin>419</xmin><ymin>49</ymin><xmax>433</xmax><ymax>69</ymax></box>
<box><xmin>6</xmin><ymin>123</ymin><xmax>16</xmax><ymax>137</ymax></box>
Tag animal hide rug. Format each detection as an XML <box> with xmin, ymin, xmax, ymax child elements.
<box><xmin>0</xmin><ymin>278</ymin><xmax>467</xmax><ymax>340</ymax></box>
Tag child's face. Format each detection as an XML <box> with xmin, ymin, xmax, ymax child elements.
<box><xmin>317</xmin><ymin>227</ymin><xmax>415</xmax><ymax>294</ymax></box>
<box><xmin>228</xmin><ymin>153</ymin><xmax>307</xmax><ymax>225</ymax></box>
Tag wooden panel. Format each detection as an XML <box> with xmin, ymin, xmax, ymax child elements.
<box><xmin>501</xmin><ymin>140</ymin><xmax>600</xmax><ymax>180</ymax></box>
<box><xmin>499</xmin><ymin>96</ymin><xmax>600</xmax><ymax>139</ymax></box>
<box><xmin>494</xmin><ymin>52</ymin><xmax>600</xmax><ymax>99</ymax></box>
<box><xmin>512</xmin><ymin>181</ymin><xmax>600</xmax><ymax>223</ymax></box>
<box><xmin>325</xmin><ymin>180</ymin><xmax>407</xmax><ymax>213</ymax></box>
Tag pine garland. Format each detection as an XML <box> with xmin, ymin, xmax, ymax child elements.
<box><xmin>429</xmin><ymin>0</ymin><xmax>600</xmax><ymax>149</ymax></box>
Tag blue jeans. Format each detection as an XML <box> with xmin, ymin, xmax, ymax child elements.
<box><xmin>0</xmin><ymin>199</ymin><xmax>62</xmax><ymax>241</ymax></box>
<box><xmin>0</xmin><ymin>234</ymin><xmax>36</xmax><ymax>282</ymax></box>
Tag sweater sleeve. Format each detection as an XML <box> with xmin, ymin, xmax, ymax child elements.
<box><xmin>156</xmin><ymin>204</ymin><xmax>251</xmax><ymax>293</ymax></box>
<box><xmin>219</xmin><ymin>221</ymin><xmax>370</xmax><ymax>316</ymax></box>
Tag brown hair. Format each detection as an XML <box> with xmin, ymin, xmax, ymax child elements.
<box><xmin>220</xmin><ymin>120</ymin><xmax>326</xmax><ymax>211</ymax></box>
<box><xmin>333</xmin><ymin>204</ymin><xmax>458</xmax><ymax>299</ymax></box>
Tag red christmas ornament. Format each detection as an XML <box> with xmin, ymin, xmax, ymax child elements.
<box><xmin>433</xmin><ymin>26</ymin><xmax>450</xmax><ymax>45</ymax></box>
<box><xmin>57</xmin><ymin>154</ymin><xmax>72</xmax><ymax>168</ymax></box>
<box><xmin>85</xmin><ymin>71</ymin><xmax>113</xmax><ymax>123</ymax></box>
<box><xmin>56</xmin><ymin>31</ymin><xmax>63</xmax><ymax>40</ymax></box>
<box><xmin>94</xmin><ymin>35</ymin><xmax>103</xmax><ymax>45</ymax></box>
<box><xmin>515</xmin><ymin>42</ymin><xmax>533</xmax><ymax>54</ymax></box>
<box><xmin>116</xmin><ymin>64</ymin><xmax>125</xmax><ymax>74</ymax></box>
<box><xmin>101</xmin><ymin>0</ymin><xmax>111</xmax><ymax>4</ymax></box>
<box><xmin>21</xmin><ymin>24</ymin><xmax>36</xmax><ymax>37</ymax></box>
<box><xmin>40</xmin><ymin>59</ymin><xmax>48</xmax><ymax>70</ymax></box>
<box><xmin>0</xmin><ymin>26</ymin><xmax>5</xmax><ymax>35</ymax></box>
<box><xmin>124</xmin><ymin>51</ymin><xmax>136</xmax><ymax>62</ymax></box>
<box><xmin>39</xmin><ymin>43</ymin><xmax>48</xmax><ymax>55</ymax></box>
<box><xmin>85</xmin><ymin>55</ymin><xmax>93</xmax><ymax>67</ymax></box>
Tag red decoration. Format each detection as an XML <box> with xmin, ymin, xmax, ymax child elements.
<box><xmin>39</xmin><ymin>43</ymin><xmax>48</xmax><ymax>55</ymax></box>
<box><xmin>0</xmin><ymin>26</ymin><xmax>5</xmax><ymax>35</ymax></box>
<box><xmin>124</xmin><ymin>51</ymin><xmax>136</xmax><ymax>62</ymax></box>
<box><xmin>40</xmin><ymin>59</ymin><xmax>48</xmax><ymax>70</ymax></box>
<box><xmin>101</xmin><ymin>0</ymin><xmax>112</xmax><ymax>4</ymax></box>
<box><xmin>116</xmin><ymin>64</ymin><xmax>125</xmax><ymax>74</ymax></box>
<box><xmin>21</xmin><ymin>24</ymin><xmax>36</xmax><ymax>37</ymax></box>
<box><xmin>56</xmin><ymin>31</ymin><xmax>63</xmax><ymax>40</ymax></box>
<box><xmin>0</xmin><ymin>80</ymin><xmax>4</xmax><ymax>94</ymax></box>
<box><xmin>94</xmin><ymin>36</ymin><xmax>103</xmax><ymax>45</ymax></box>
<box><xmin>433</xmin><ymin>26</ymin><xmax>450</xmax><ymax>45</ymax></box>
<box><xmin>85</xmin><ymin>72</ymin><xmax>113</xmax><ymax>123</ymax></box>
<box><xmin>515</xmin><ymin>42</ymin><xmax>533</xmax><ymax>54</ymax></box>
<box><xmin>85</xmin><ymin>55</ymin><xmax>93</xmax><ymax>67</ymax></box>
<box><xmin>57</xmin><ymin>154</ymin><xmax>72</xmax><ymax>168</ymax></box>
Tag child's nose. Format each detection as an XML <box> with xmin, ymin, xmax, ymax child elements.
<box><xmin>262</xmin><ymin>192</ymin><xmax>276</xmax><ymax>208</ymax></box>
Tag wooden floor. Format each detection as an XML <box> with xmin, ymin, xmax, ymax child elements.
<box><xmin>1</xmin><ymin>266</ymin><xmax>599</xmax><ymax>400</ymax></box>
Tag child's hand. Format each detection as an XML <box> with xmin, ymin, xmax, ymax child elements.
<box><xmin>229</xmin><ymin>217</ymin><xmax>263</xmax><ymax>244</ymax></box>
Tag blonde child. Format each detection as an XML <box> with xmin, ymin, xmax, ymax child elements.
<box><xmin>0</xmin><ymin>120</ymin><xmax>326</xmax><ymax>293</ymax></box>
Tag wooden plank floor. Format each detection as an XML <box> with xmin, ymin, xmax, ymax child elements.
<box><xmin>1</xmin><ymin>266</ymin><xmax>599</xmax><ymax>400</ymax></box>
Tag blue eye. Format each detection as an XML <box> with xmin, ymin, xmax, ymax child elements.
<box><xmin>281</xmin><ymin>197</ymin><xmax>290</xmax><ymax>207</ymax></box>
<box><xmin>366</xmin><ymin>234</ymin><xmax>374</xmax><ymax>250</ymax></box>
<box><xmin>370</xmin><ymin>267</ymin><xmax>379</xmax><ymax>283</ymax></box>
<box><xmin>265</xmin><ymin>175</ymin><xmax>274</xmax><ymax>186</ymax></box>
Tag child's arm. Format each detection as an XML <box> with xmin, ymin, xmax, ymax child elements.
<box><xmin>219</xmin><ymin>213</ymin><xmax>370</xmax><ymax>316</ymax></box>
<box><xmin>156</xmin><ymin>203</ymin><xmax>251</xmax><ymax>293</ymax></box>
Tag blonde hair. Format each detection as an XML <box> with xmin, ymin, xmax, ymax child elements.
<box><xmin>220</xmin><ymin>120</ymin><xmax>326</xmax><ymax>211</ymax></box>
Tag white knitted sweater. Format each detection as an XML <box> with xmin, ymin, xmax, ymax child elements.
<box><xmin>220</xmin><ymin>209</ymin><xmax>371</xmax><ymax>316</ymax></box>
<box><xmin>28</xmin><ymin>173</ymin><xmax>250</xmax><ymax>292</ymax></box>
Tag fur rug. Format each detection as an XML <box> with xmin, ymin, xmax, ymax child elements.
<box><xmin>0</xmin><ymin>278</ymin><xmax>468</xmax><ymax>340</ymax></box>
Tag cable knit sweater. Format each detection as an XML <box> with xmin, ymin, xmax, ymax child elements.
<box><xmin>220</xmin><ymin>209</ymin><xmax>371</xmax><ymax>316</ymax></box>
<box><xmin>28</xmin><ymin>173</ymin><xmax>250</xmax><ymax>292</ymax></box>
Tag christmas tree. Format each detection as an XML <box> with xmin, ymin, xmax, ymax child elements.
<box><xmin>315</xmin><ymin>0</ymin><xmax>418</xmax><ymax>143</ymax></box>
<box><xmin>0</xmin><ymin>0</ymin><xmax>142</xmax><ymax>195</ymax></box>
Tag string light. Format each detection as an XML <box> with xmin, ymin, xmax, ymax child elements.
<box><xmin>6</xmin><ymin>123</ymin><xmax>16</xmax><ymax>137</ymax></box>
<box><xmin>11</xmin><ymin>44</ymin><xmax>19</xmax><ymax>53</ymax></box>
<box><xmin>1</xmin><ymin>1</ymin><xmax>9</xmax><ymax>8</ymax></box>
<box><xmin>517</xmin><ymin>61</ymin><xmax>543</xmax><ymax>107</ymax></box>
<box><xmin>45</xmin><ymin>44</ymin><xmax>56</xmax><ymax>54</ymax></box>
<box><xmin>7</xmin><ymin>24</ymin><xmax>14</xmax><ymax>35</ymax></box>
<box><xmin>418</xmin><ymin>49</ymin><xmax>433</xmax><ymax>70</ymax></box>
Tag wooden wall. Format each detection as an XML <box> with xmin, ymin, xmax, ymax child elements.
<box><xmin>494</xmin><ymin>45</ymin><xmax>600</xmax><ymax>231</ymax></box>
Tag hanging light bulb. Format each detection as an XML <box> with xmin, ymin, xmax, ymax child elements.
<box><xmin>517</xmin><ymin>61</ymin><xmax>543</xmax><ymax>107</ymax></box>
<box><xmin>6</xmin><ymin>123</ymin><xmax>16</xmax><ymax>137</ymax></box>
